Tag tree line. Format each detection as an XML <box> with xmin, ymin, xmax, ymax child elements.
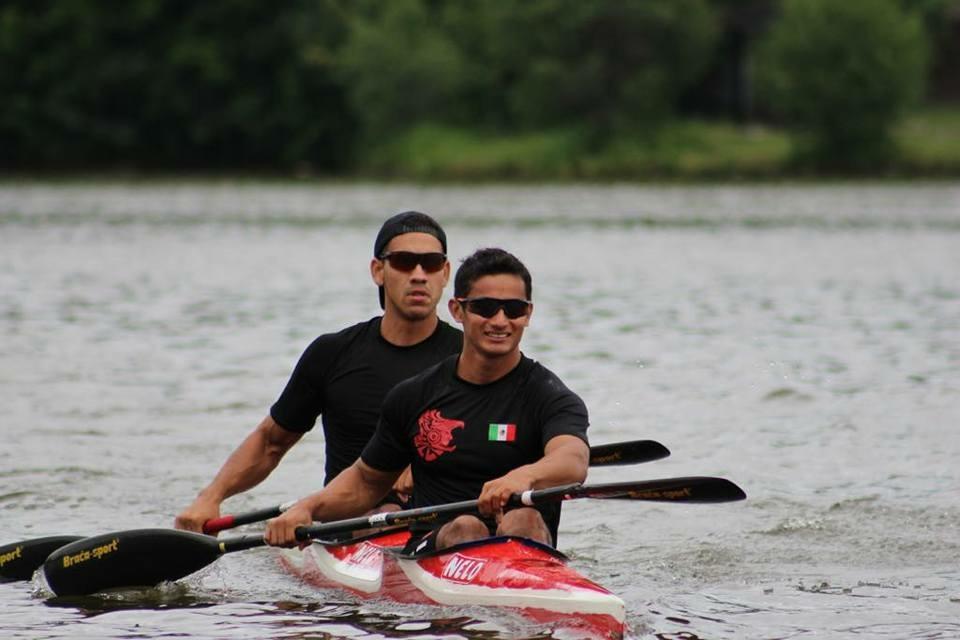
<box><xmin>0</xmin><ymin>0</ymin><xmax>953</xmax><ymax>173</ymax></box>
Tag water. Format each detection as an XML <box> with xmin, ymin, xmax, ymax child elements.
<box><xmin>1</xmin><ymin>181</ymin><xmax>958</xmax><ymax>639</ymax></box>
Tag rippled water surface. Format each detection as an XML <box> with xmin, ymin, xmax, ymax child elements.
<box><xmin>1</xmin><ymin>181</ymin><xmax>959</xmax><ymax>639</ymax></box>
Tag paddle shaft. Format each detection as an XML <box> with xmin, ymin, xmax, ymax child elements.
<box><xmin>218</xmin><ymin>494</ymin><xmax>539</xmax><ymax>553</ymax></box>
<box><xmin>203</xmin><ymin>501</ymin><xmax>296</xmax><ymax>534</ymax></box>
<box><xmin>218</xmin><ymin>475</ymin><xmax>743</xmax><ymax>553</ymax></box>
<box><xmin>206</xmin><ymin>439</ymin><xmax>668</xmax><ymax>534</ymax></box>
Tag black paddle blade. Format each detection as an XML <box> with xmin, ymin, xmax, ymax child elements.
<box><xmin>578</xmin><ymin>476</ymin><xmax>746</xmax><ymax>503</ymax></box>
<box><xmin>589</xmin><ymin>440</ymin><xmax>670</xmax><ymax>466</ymax></box>
<box><xmin>0</xmin><ymin>536</ymin><xmax>84</xmax><ymax>582</ymax></box>
<box><xmin>43</xmin><ymin>528</ymin><xmax>222</xmax><ymax>596</ymax></box>
<box><xmin>520</xmin><ymin>477</ymin><xmax>746</xmax><ymax>506</ymax></box>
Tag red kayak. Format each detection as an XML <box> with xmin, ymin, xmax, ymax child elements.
<box><xmin>278</xmin><ymin>529</ymin><xmax>626</xmax><ymax>639</ymax></box>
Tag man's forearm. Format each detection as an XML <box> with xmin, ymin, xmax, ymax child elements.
<box><xmin>305</xmin><ymin>461</ymin><xmax>398</xmax><ymax>522</ymax></box>
<box><xmin>197</xmin><ymin>416</ymin><xmax>299</xmax><ymax>502</ymax></box>
<box><xmin>524</xmin><ymin>435</ymin><xmax>590</xmax><ymax>489</ymax></box>
<box><xmin>197</xmin><ymin>449</ymin><xmax>279</xmax><ymax>503</ymax></box>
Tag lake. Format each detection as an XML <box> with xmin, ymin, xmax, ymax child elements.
<box><xmin>1</xmin><ymin>181</ymin><xmax>958</xmax><ymax>639</ymax></box>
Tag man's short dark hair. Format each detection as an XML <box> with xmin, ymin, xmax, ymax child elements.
<box><xmin>454</xmin><ymin>248</ymin><xmax>532</xmax><ymax>300</ymax></box>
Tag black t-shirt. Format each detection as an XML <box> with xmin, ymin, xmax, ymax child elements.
<box><xmin>362</xmin><ymin>354</ymin><xmax>589</xmax><ymax>544</ymax></box>
<box><xmin>270</xmin><ymin>317</ymin><xmax>462</xmax><ymax>484</ymax></box>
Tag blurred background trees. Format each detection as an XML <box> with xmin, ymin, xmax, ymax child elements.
<box><xmin>755</xmin><ymin>0</ymin><xmax>929</xmax><ymax>170</ymax></box>
<box><xmin>0</xmin><ymin>0</ymin><xmax>354</xmax><ymax>171</ymax></box>
<box><xmin>0</xmin><ymin>0</ymin><xmax>956</xmax><ymax>176</ymax></box>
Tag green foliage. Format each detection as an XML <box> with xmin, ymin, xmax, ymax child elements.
<box><xmin>0</xmin><ymin>0</ymin><xmax>354</xmax><ymax>171</ymax></box>
<box><xmin>474</xmin><ymin>1</ymin><xmax>721</xmax><ymax>142</ymax></box>
<box><xmin>361</xmin><ymin>120</ymin><xmax>792</xmax><ymax>180</ymax></box>
<box><xmin>895</xmin><ymin>107</ymin><xmax>960</xmax><ymax>174</ymax></box>
<box><xmin>337</xmin><ymin>0</ymin><xmax>468</xmax><ymax>141</ymax></box>
<box><xmin>363</xmin><ymin>124</ymin><xmax>585</xmax><ymax>180</ymax></box>
<box><xmin>336</xmin><ymin>0</ymin><xmax>720</xmax><ymax>146</ymax></box>
<box><xmin>586</xmin><ymin>121</ymin><xmax>793</xmax><ymax>178</ymax></box>
<box><xmin>755</xmin><ymin>0</ymin><xmax>929</xmax><ymax>170</ymax></box>
<box><xmin>0</xmin><ymin>0</ymin><xmax>952</xmax><ymax>176</ymax></box>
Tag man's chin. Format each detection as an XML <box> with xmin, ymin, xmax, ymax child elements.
<box><xmin>476</xmin><ymin>341</ymin><xmax>518</xmax><ymax>358</ymax></box>
<box><xmin>397</xmin><ymin>305</ymin><xmax>435</xmax><ymax>322</ymax></box>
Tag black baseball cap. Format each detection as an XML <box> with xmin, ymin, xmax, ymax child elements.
<box><xmin>373</xmin><ymin>211</ymin><xmax>448</xmax><ymax>309</ymax></box>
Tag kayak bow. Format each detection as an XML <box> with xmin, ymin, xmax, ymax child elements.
<box><xmin>280</xmin><ymin>529</ymin><xmax>627</xmax><ymax>639</ymax></box>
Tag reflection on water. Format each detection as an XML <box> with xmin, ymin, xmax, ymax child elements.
<box><xmin>43</xmin><ymin>590</ymin><xmax>555</xmax><ymax>639</ymax></box>
<box><xmin>2</xmin><ymin>182</ymin><xmax>959</xmax><ymax>639</ymax></box>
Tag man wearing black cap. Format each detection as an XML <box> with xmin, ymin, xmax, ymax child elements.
<box><xmin>175</xmin><ymin>212</ymin><xmax>462</xmax><ymax>532</ymax></box>
<box><xmin>265</xmin><ymin>248</ymin><xmax>589</xmax><ymax>552</ymax></box>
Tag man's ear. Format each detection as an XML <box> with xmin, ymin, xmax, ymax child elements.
<box><xmin>370</xmin><ymin>257</ymin><xmax>384</xmax><ymax>286</ymax></box>
<box><xmin>448</xmin><ymin>297</ymin><xmax>463</xmax><ymax>323</ymax></box>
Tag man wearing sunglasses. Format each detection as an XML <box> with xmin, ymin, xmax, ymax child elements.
<box><xmin>266</xmin><ymin>248</ymin><xmax>589</xmax><ymax>552</ymax></box>
<box><xmin>175</xmin><ymin>211</ymin><xmax>462</xmax><ymax>533</ymax></box>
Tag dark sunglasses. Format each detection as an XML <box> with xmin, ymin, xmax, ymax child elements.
<box><xmin>379</xmin><ymin>251</ymin><xmax>447</xmax><ymax>273</ymax></box>
<box><xmin>457</xmin><ymin>297</ymin><xmax>531</xmax><ymax>319</ymax></box>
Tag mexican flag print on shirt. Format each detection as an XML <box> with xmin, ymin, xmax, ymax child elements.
<box><xmin>488</xmin><ymin>423</ymin><xmax>516</xmax><ymax>442</ymax></box>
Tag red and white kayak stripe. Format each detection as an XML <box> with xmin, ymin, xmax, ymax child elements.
<box><xmin>279</xmin><ymin>529</ymin><xmax>626</xmax><ymax>639</ymax></box>
<box><xmin>400</xmin><ymin>537</ymin><xmax>624</xmax><ymax>617</ymax></box>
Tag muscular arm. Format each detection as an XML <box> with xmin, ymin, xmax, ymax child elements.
<box><xmin>477</xmin><ymin>434</ymin><xmax>589</xmax><ymax>517</ymax></box>
<box><xmin>264</xmin><ymin>459</ymin><xmax>400</xmax><ymax>546</ymax></box>
<box><xmin>174</xmin><ymin>415</ymin><xmax>302</xmax><ymax>531</ymax></box>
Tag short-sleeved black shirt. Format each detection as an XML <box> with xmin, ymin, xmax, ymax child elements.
<box><xmin>270</xmin><ymin>317</ymin><xmax>462</xmax><ymax>484</ymax></box>
<box><xmin>361</xmin><ymin>354</ymin><xmax>589</xmax><ymax>544</ymax></box>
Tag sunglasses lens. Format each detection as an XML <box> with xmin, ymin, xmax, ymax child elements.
<box><xmin>467</xmin><ymin>298</ymin><xmax>499</xmax><ymax>317</ymax></box>
<box><xmin>386</xmin><ymin>253</ymin><xmax>418</xmax><ymax>270</ymax></box>
<box><xmin>383</xmin><ymin>252</ymin><xmax>446</xmax><ymax>273</ymax></box>
<box><xmin>463</xmin><ymin>298</ymin><xmax>529</xmax><ymax>319</ymax></box>
<box><xmin>502</xmin><ymin>300</ymin><xmax>529</xmax><ymax>318</ymax></box>
<box><xmin>419</xmin><ymin>253</ymin><xmax>446</xmax><ymax>272</ymax></box>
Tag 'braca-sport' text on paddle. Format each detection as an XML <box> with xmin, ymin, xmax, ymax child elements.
<box><xmin>1</xmin><ymin>438</ymin><xmax>668</xmax><ymax>582</ymax></box>
<box><xmin>0</xmin><ymin>536</ymin><xmax>85</xmax><ymax>582</ymax></box>
<box><xmin>43</xmin><ymin>476</ymin><xmax>744</xmax><ymax>596</ymax></box>
<box><xmin>0</xmin><ymin>504</ymin><xmax>293</xmax><ymax>583</ymax></box>
<box><xmin>588</xmin><ymin>439</ymin><xmax>669</xmax><ymax>466</ymax></box>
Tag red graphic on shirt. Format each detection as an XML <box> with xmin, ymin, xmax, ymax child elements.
<box><xmin>414</xmin><ymin>409</ymin><xmax>464</xmax><ymax>462</ymax></box>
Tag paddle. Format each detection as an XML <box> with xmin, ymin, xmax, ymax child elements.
<box><xmin>201</xmin><ymin>501</ymin><xmax>296</xmax><ymax>535</ymax></box>
<box><xmin>43</xmin><ymin>475</ymin><xmax>744</xmax><ymax>596</ymax></box>
<box><xmin>2</xmin><ymin>438</ymin><xmax>669</xmax><ymax>582</ymax></box>
<box><xmin>0</xmin><ymin>536</ymin><xmax>85</xmax><ymax>582</ymax></box>
<box><xmin>201</xmin><ymin>440</ymin><xmax>667</xmax><ymax>532</ymax></box>
<box><xmin>0</xmin><ymin>501</ymin><xmax>299</xmax><ymax>583</ymax></box>
<box><xmin>203</xmin><ymin>440</ymin><xmax>668</xmax><ymax>531</ymax></box>
<box><xmin>588</xmin><ymin>439</ymin><xmax>669</xmax><ymax>466</ymax></box>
